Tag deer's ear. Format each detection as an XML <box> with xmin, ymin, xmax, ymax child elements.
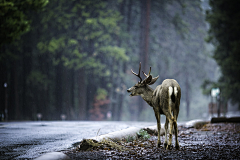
<box><xmin>143</xmin><ymin>75</ymin><xmax>152</xmax><ymax>84</ymax></box>
<box><xmin>148</xmin><ymin>75</ymin><xmax>159</xmax><ymax>85</ymax></box>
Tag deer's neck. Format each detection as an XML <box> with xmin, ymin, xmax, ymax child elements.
<box><xmin>141</xmin><ymin>85</ymin><xmax>154</xmax><ymax>107</ymax></box>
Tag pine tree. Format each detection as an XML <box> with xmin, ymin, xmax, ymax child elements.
<box><xmin>206</xmin><ymin>0</ymin><xmax>240</xmax><ymax>105</ymax></box>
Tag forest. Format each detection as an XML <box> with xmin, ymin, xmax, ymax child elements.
<box><xmin>1</xmin><ymin>0</ymin><xmax>237</xmax><ymax>121</ymax></box>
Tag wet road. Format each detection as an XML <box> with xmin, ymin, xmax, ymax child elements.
<box><xmin>0</xmin><ymin>121</ymin><xmax>155</xmax><ymax>159</ymax></box>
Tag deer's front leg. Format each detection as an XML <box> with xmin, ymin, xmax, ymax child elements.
<box><xmin>154</xmin><ymin>107</ymin><xmax>161</xmax><ymax>147</ymax></box>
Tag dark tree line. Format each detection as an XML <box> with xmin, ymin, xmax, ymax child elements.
<box><xmin>204</xmin><ymin>0</ymin><xmax>240</xmax><ymax>110</ymax></box>
<box><xmin>0</xmin><ymin>0</ymin><xmax>218</xmax><ymax>121</ymax></box>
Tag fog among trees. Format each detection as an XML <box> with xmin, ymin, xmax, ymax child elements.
<box><xmin>2</xmin><ymin>0</ymin><xmax>237</xmax><ymax>122</ymax></box>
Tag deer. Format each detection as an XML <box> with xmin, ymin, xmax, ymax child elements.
<box><xmin>127</xmin><ymin>62</ymin><xmax>181</xmax><ymax>150</ymax></box>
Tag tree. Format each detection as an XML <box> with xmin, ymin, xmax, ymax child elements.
<box><xmin>37</xmin><ymin>0</ymin><xmax>128</xmax><ymax>120</ymax></box>
<box><xmin>206</xmin><ymin>0</ymin><xmax>240</xmax><ymax>106</ymax></box>
<box><xmin>0</xmin><ymin>0</ymin><xmax>217</xmax><ymax>121</ymax></box>
<box><xmin>137</xmin><ymin>0</ymin><xmax>151</xmax><ymax>119</ymax></box>
<box><xmin>0</xmin><ymin>0</ymin><xmax>48</xmax><ymax>120</ymax></box>
<box><xmin>0</xmin><ymin>0</ymin><xmax>48</xmax><ymax>46</ymax></box>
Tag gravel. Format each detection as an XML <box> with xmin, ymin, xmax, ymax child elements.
<box><xmin>65</xmin><ymin>123</ymin><xmax>240</xmax><ymax>159</ymax></box>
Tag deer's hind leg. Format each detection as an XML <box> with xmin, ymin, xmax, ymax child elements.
<box><xmin>163</xmin><ymin>110</ymin><xmax>175</xmax><ymax>149</ymax></box>
<box><xmin>164</xmin><ymin>117</ymin><xmax>169</xmax><ymax>148</ymax></box>
<box><xmin>173</xmin><ymin>106</ymin><xmax>180</xmax><ymax>149</ymax></box>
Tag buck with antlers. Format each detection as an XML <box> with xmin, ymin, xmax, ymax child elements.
<box><xmin>127</xmin><ymin>62</ymin><xmax>181</xmax><ymax>149</ymax></box>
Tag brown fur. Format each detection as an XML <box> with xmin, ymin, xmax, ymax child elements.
<box><xmin>128</xmin><ymin>74</ymin><xmax>181</xmax><ymax>149</ymax></box>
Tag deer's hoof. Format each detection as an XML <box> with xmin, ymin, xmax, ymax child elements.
<box><xmin>157</xmin><ymin>142</ymin><xmax>161</xmax><ymax>148</ymax></box>
<box><xmin>164</xmin><ymin>143</ymin><xmax>173</xmax><ymax>150</ymax></box>
<box><xmin>175</xmin><ymin>144</ymin><xmax>180</xmax><ymax>150</ymax></box>
<box><xmin>166</xmin><ymin>144</ymin><xmax>173</xmax><ymax>150</ymax></box>
<box><xmin>164</xmin><ymin>143</ymin><xmax>168</xmax><ymax>149</ymax></box>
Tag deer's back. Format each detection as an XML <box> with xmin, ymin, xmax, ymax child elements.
<box><xmin>153</xmin><ymin>79</ymin><xmax>181</xmax><ymax>113</ymax></box>
<box><xmin>161</xmin><ymin>79</ymin><xmax>181</xmax><ymax>100</ymax></box>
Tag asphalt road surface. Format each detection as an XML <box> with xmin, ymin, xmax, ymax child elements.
<box><xmin>0</xmin><ymin>121</ymin><xmax>155</xmax><ymax>159</ymax></box>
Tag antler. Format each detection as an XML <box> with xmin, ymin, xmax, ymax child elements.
<box><xmin>142</xmin><ymin>67</ymin><xmax>151</xmax><ymax>77</ymax></box>
<box><xmin>131</xmin><ymin>62</ymin><xmax>142</xmax><ymax>83</ymax></box>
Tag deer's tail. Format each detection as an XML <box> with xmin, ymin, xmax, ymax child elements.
<box><xmin>169</xmin><ymin>86</ymin><xmax>178</xmax><ymax>122</ymax></box>
<box><xmin>169</xmin><ymin>86</ymin><xmax>178</xmax><ymax>104</ymax></box>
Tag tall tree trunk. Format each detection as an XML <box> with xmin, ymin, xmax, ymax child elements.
<box><xmin>0</xmin><ymin>47</ymin><xmax>8</xmax><ymax>120</ymax></box>
<box><xmin>78</xmin><ymin>68</ymin><xmax>87</xmax><ymax>120</ymax></box>
<box><xmin>44</xmin><ymin>54</ymin><xmax>51</xmax><ymax>120</ymax></box>
<box><xmin>70</xmin><ymin>69</ymin><xmax>76</xmax><ymax>119</ymax></box>
<box><xmin>116</xmin><ymin>0</ymin><xmax>129</xmax><ymax>121</ymax></box>
<box><xmin>144</xmin><ymin>0</ymin><xmax>151</xmax><ymax>72</ymax></box>
<box><xmin>63</xmin><ymin>67</ymin><xmax>71</xmax><ymax>120</ymax></box>
<box><xmin>55</xmin><ymin>62</ymin><xmax>63</xmax><ymax>120</ymax></box>
<box><xmin>127</xmin><ymin>0</ymin><xmax>132</xmax><ymax>33</ymax></box>
<box><xmin>124</xmin><ymin>0</ymin><xmax>136</xmax><ymax>120</ymax></box>
<box><xmin>114</xmin><ymin>62</ymin><xmax>121</xmax><ymax>121</ymax></box>
<box><xmin>22</xmin><ymin>45</ymin><xmax>33</xmax><ymax>120</ymax></box>
<box><xmin>14</xmin><ymin>63</ymin><xmax>20</xmax><ymax>120</ymax></box>
<box><xmin>0</xmin><ymin>68</ymin><xmax>5</xmax><ymax>120</ymax></box>
<box><xmin>138</xmin><ymin>0</ymin><xmax>151</xmax><ymax>120</ymax></box>
<box><xmin>185</xmin><ymin>72</ymin><xmax>190</xmax><ymax>118</ymax></box>
<box><xmin>10</xmin><ymin>60</ymin><xmax>20</xmax><ymax>120</ymax></box>
<box><xmin>140</xmin><ymin>0</ymin><xmax>151</xmax><ymax>72</ymax></box>
<box><xmin>22</xmin><ymin>53</ymin><xmax>28</xmax><ymax>119</ymax></box>
<box><xmin>86</xmin><ymin>75</ymin><xmax>96</xmax><ymax>120</ymax></box>
<box><xmin>116</xmin><ymin>63</ymin><xmax>124</xmax><ymax>121</ymax></box>
<box><xmin>109</xmin><ymin>58</ymin><xmax>116</xmax><ymax>120</ymax></box>
<box><xmin>117</xmin><ymin>89</ymin><xmax>124</xmax><ymax>121</ymax></box>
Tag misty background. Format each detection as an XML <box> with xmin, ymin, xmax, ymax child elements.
<box><xmin>0</xmin><ymin>0</ymin><xmax>239</xmax><ymax>122</ymax></box>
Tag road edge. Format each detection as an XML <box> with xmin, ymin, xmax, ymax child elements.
<box><xmin>34</xmin><ymin>119</ymin><xmax>208</xmax><ymax>160</ymax></box>
<box><xmin>34</xmin><ymin>152</ymin><xmax>71</xmax><ymax>160</ymax></box>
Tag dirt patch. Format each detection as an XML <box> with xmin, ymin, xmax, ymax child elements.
<box><xmin>66</xmin><ymin>123</ymin><xmax>240</xmax><ymax>159</ymax></box>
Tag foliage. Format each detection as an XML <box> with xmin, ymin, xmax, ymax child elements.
<box><xmin>37</xmin><ymin>0</ymin><xmax>127</xmax><ymax>73</ymax></box>
<box><xmin>0</xmin><ymin>0</ymin><xmax>219</xmax><ymax>121</ymax></box>
<box><xmin>137</xmin><ymin>129</ymin><xmax>150</xmax><ymax>140</ymax></box>
<box><xmin>206</xmin><ymin>0</ymin><xmax>240</xmax><ymax>104</ymax></box>
<box><xmin>96</xmin><ymin>88</ymin><xmax>108</xmax><ymax>101</ymax></box>
<box><xmin>147</xmin><ymin>0</ymin><xmax>216</xmax><ymax>119</ymax></box>
<box><xmin>201</xmin><ymin>80</ymin><xmax>216</xmax><ymax>95</ymax></box>
<box><xmin>0</xmin><ymin>0</ymin><xmax>48</xmax><ymax>46</ymax></box>
<box><xmin>27</xmin><ymin>71</ymin><xmax>50</xmax><ymax>89</ymax></box>
<box><xmin>125</xmin><ymin>135</ymin><xmax>136</xmax><ymax>143</ymax></box>
<box><xmin>89</xmin><ymin>88</ymin><xmax>110</xmax><ymax>121</ymax></box>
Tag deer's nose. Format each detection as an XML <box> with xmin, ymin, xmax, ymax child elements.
<box><xmin>127</xmin><ymin>89</ymin><xmax>131</xmax><ymax>92</ymax></box>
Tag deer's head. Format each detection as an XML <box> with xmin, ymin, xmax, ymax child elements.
<box><xmin>127</xmin><ymin>62</ymin><xmax>159</xmax><ymax>96</ymax></box>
